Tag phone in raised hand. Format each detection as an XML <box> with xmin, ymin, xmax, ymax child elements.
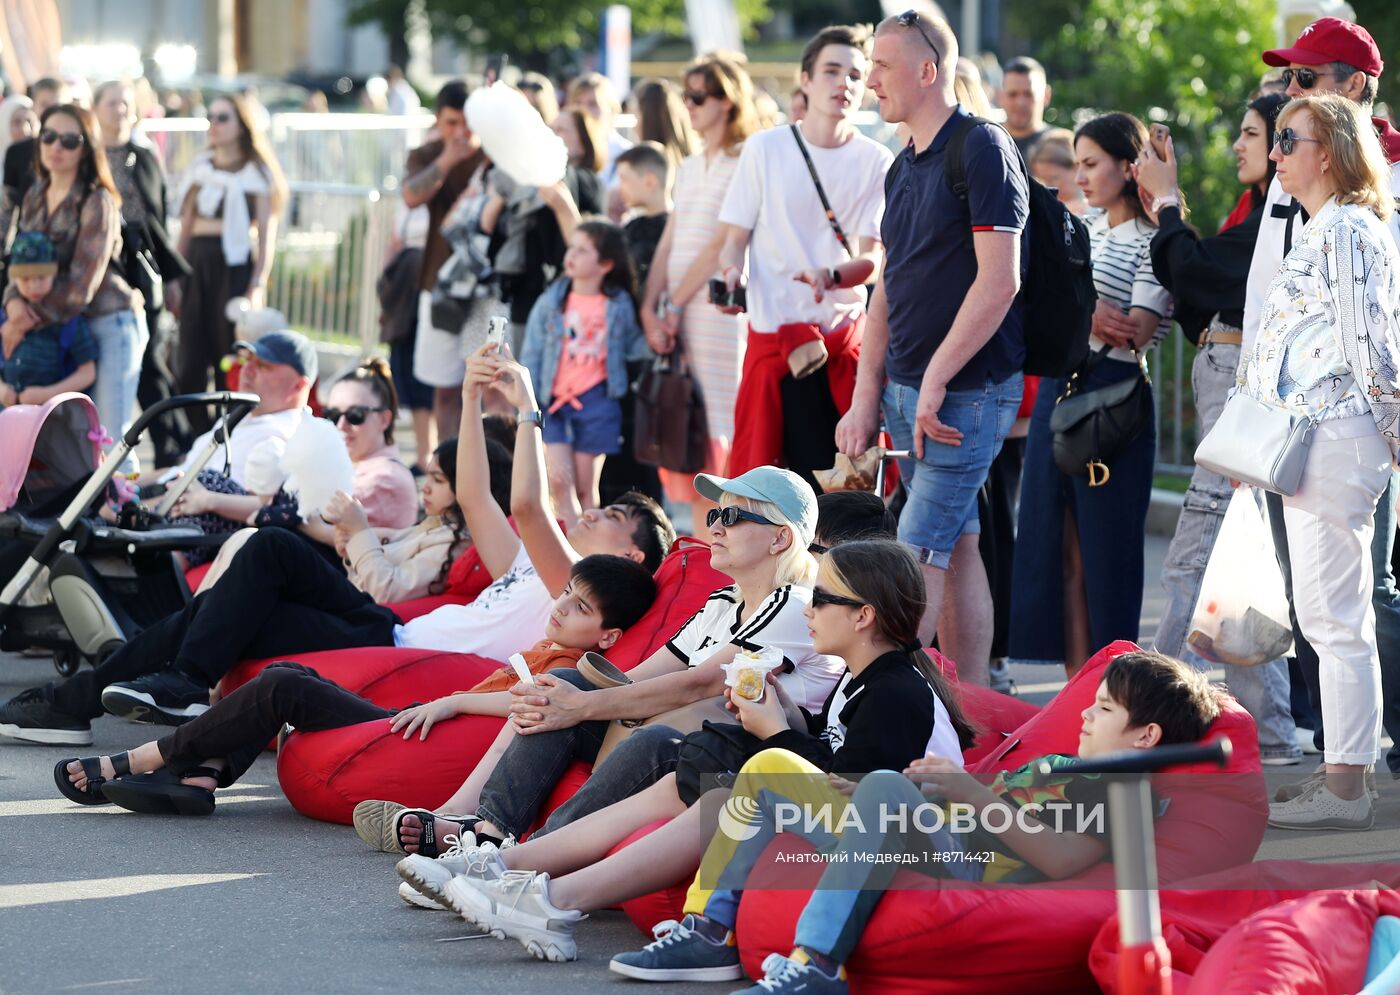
<box><xmin>508</xmin><ymin>653</ymin><xmax>535</xmax><ymax>685</ymax></box>
<box><xmin>1149</xmin><ymin>124</ymin><xmax>1171</xmax><ymax>159</ymax></box>
<box><xmin>486</xmin><ymin>316</ymin><xmax>509</xmax><ymax>353</ymax></box>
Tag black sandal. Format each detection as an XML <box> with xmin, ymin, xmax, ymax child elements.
<box><xmin>393</xmin><ymin>809</ymin><xmax>478</xmax><ymax>858</ymax></box>
<box><xmin>101</xmin><ymin>765</ymin><xmax>219</xmax><ymax>817</ymax></box>
<box><xmin>54</xmin><ymin>752</ymin><xmax>129</xmax><ymax>806</ymax></box>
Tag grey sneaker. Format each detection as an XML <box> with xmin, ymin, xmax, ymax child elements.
<box><xmin>609</xmin><ymin>915</ymin><xmax>743</xmax><ymax>982</ymax></box>
<box><xmin>1274</xmin><ymin>764</ymin><xmax>1378</xmax><ymax>802</ymax></box>
<box><xmin>443</xmin><ymin>870</ymin><xmax>583</xmax><ymax>962</ymax></box>
<box><xmin>1268</xmin><ymin>780</ymin><xmax>1374</xmax><ymax>831</ymax></box>
<box><xmin>988</xmin><ymin>658</ymin><xmax>1016</xmax><ymax>696</ymax></box>
<box><xmin>731</xmin><ymin>952</ymin><xmax>849</xmax><ymax>994</ymax></box>
<box><xmin>399</xmin><ymin>839</ymin><xmax>507</xmax><ymax>911</ymax></box>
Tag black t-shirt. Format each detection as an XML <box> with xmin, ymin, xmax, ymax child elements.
<box><xmin>624</xmin><ymin>212</ymin><xmax>668</xmax><ymax>292</ymax></box>
<box><xmin>1012</xmin><ymin>127</ymin><xmax>1051</xmax><ymax>162</ymax></box>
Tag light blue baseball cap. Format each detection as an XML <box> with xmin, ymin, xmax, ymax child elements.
<box><xmin>694</xmin><ymin>466</ymin><xmax>818</xmax><ymax>548</ymax></box>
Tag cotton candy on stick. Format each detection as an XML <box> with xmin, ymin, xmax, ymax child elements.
<box><xmin>466</xmin><ymin>82</ymin><xmax>568</xmax><ymax>188</ymax></box>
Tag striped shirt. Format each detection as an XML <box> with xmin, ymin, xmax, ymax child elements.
<box><xmin>665</xmin><ymin>583</ymin><xmax>845</xmax><ymax>713</ymax></box>
<box><xmin>1087</xmin><ymin>213</ymin><xmax>1173</xmax><ymax>361</ymax></box>
<box><xmin>668</xmin><ymin>151</ymin><xmax>744</xmax><ymax>445</ymax></box>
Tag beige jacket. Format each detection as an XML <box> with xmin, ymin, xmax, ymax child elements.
<box><xmin>342</xmin><ymin>515</ymin><xmax>461</xmax><ymax>603</ymax></box>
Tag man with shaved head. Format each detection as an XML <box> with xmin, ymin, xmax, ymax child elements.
<box><xmin>836</xmin><ymin>11</ymin><xmax>1029</xmax><ymax>686</ymax></box>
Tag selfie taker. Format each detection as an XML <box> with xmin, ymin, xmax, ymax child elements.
<box><xmin>714</xmin><ymin>24</ymin><xmax>891</xmax><ymax>486</ymax></box>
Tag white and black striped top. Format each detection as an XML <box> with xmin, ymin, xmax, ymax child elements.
<box><xmin>1086</xmin><ymin>212</ymin><xmax>1174</xmax><ymax>361</ymax></box>
<box><xmin>665</xmin><ymin>584</ymin><xmax>845</xmax><ymax>714</ymax></box>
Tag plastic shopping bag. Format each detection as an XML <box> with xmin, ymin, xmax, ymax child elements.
<box><xmin>1186</xmin><ymin>486</ymin><xmax>1294</xmax><ymax>666</ymax></box>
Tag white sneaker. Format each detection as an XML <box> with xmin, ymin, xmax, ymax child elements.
<box><xmin>1295</xmin><ymin>726</ymin><xmax>1322</xmax><ymax>756</ymax></box>
<box><xmin>1268</xmin><ymin>781</ymin><xmax>1374</xmax><ymax>831</ymax></box>
<box><xmin>443</xmin><ymin>870</ymin><xmax>583</xmax><ymax>962</ymax></box>
<box><xmin>1274</xmin><ymin>764</ymin><xmax>1379</xmax><ymax>802</ymax></box>
<box><xmin>398</xmin><ymin>881</ymin><xmax>442</xmax><ymax>910</ymax></box>
<box><xmin>398</xmin><ymin>837</ymin><xmax>506</xmax><ymax>911</ymax></box>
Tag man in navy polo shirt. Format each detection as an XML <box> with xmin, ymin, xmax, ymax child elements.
<box><xmin>835</xmin><ymin>11</ymin><xmax>1028</xmax><ymax>685</ymax></box>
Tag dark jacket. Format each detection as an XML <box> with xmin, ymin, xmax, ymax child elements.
<box><xmin>119</xmin><ymin>142</ymin><xmax>191</xmax><ymax>282</ymax></box>
<box><xmin>1149</xmin><ymin>202</ymin><xmax>1262</xmax><ymax>344</ymax></box>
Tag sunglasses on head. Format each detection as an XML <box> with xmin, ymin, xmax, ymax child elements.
<box><xmin>322</xmin><ymin>405</ymin><xmax>385</xmax><ymax>426</ymax></box>
<box><xmin>683</xmin><ymin>89</ymin><xmax>715</xmax><ymax>107</ymax></box>
<box><xmin>810</xmin><ymin>586</ymin><xmax>866</xmax><ymax>610</ymax></box>
<box><xmin>706</xmin><ymin>506</ymin><xmax>778</xmax><ymax>529</ymax></box>
<box><xmin>1279</xmin><ymin>67</ymin><xmax>1348</xmax><ymax>91</ymax></box>
<box><xmin>1273</xmin><ymin>127</ymin><xmax>1323</xmax><ymax>156</ymax></box>
<box><xmin>896</xmin><ymin>9</ymin><xmax>942</xmax><ymax>67</ymax></box>
<box><xmin>209</xmin><ymin>111</ymin><xmax>233</xmax><ymax>124</ymax></box>
<box><xmin>39</xmin><ymin>129</ymin><xmax>83</xmax><ymax>150</ymax></box>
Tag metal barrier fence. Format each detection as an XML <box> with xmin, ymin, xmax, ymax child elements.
<box><xmin>145</xmin><ymin>112</ymin><xmax>1200</xmax><ymax>477</ymax></box>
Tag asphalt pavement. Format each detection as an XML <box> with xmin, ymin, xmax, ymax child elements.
<box><xmin>3</xmin><ymin>527</ymin><xmax>1400</xmax><ymax>992</ymax></box>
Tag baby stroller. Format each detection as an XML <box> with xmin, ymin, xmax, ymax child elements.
<box><xmin>0</xmin><ymin>390</ymin><xmax>258</xmax><ymax>675</ymax></box>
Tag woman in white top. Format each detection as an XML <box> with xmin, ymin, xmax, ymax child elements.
<box><xmin>1248</xmin><ymin>95</ymin><xmax>1400</xmax><ymax>832</ymax></box>
<box><xmin>639</xmin><ymin>53</ymin><xmax>760</xmax><ymax>527</ymax></box>
<box><xmin>172</xmin><ymin>94</ymin><xmax>287</xmax><ymax>435</ymax></box>
<box><xmin>1009</xmin><ymin>113</ymin><xmax>1174</xmax><ymax>678</ymax></box>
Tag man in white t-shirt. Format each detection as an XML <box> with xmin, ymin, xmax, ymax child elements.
<box><xmin>716</xmin><ymin>24</ymin><xmax>891</xmax><ymax>485</ymax></box>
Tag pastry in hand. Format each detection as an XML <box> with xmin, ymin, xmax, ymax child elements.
<box><xmin>734</xmin><ymin>668</ymin><xmax>766</xmax><ymax>702</ymax></box>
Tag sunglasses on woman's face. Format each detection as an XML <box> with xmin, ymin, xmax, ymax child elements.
<box><xmin>39</xmin><ymin>129</ymin><xmax>83</xmax><ymax>150</ymax></box>
<box><xmin>1272</xmin><ymin>127</ymin><xmax>1323</xmax><ymax>156</ymax></box>
<box><xmin>810</xmin><ymin>587</ymin><xmax>866</xmax><ymax>610</ymax></box>
<box><xmin>683</xmin><ymin>90</ymin><xmax>714</xmax><ymax>107</ymax></box>
<box><xmin>1279</xmin><ymin>67</ymin><xmax>1340</xmax><ymax>91</ymax></box>
<box><xmin>209</xmin><ymin>112</ymin><xmax>233</xmax><ymax>124</ymax></box>
<box><xmin>706</xmin><ymin>506</ymin><xmax>777</xmax><ymax>530</ymax></box>
<box><xmin>322</xmin><ymin>405</ymin><xmax>385</xmax><ymax>426</ymax></box>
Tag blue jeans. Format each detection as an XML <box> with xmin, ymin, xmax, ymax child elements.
<box><xmin>1153</xmin><ymin>344</ymin><xmax>1300</xmax><ymax>762</ymax></box>
<box><xmin>89</xmin><ymin>308</ymin><xmax>148</xmax><ymax>466</ymax></box>
<box><xmin>1009</xmin><ymin>358</ymin><xmax>1155</xmax><ymax>663</ymax></box>
<box><xmin>883</xmin><ymin>375</ymin><xmax>1022</xmax><ymax>569</ymax></box>
<box><xmin>473</xmin><ymin>669</ymin><xmax>685</xmax><ymax>839</ymax></box>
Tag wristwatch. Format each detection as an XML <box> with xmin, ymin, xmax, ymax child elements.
<box><xmin>518</xmin><ymin>409</ymin><xmax>545</xmax><ymax>430</ymax></box>
<box><xmin>1150</xmin><ymin>195</ymin><xmax>1180</xmax><ymax>215</ymax></box>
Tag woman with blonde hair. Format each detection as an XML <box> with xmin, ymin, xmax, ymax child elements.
<box><xmin>639</xmin><ymin>52</ymin><xmax>760</xmax><ymax>529</ymax></box>
<box><xmin>633</xmin><ymin>77</ymin><xmax>698</xmax><ymax>167</ymax></box>
<box><xmin>1246</xmin><ymin>94</ymin><xmax>1400</xmax><ymax>832</ymax></box>
<box><xmin>172</xmin><ymin>92</ymin><xmax>288</xmax><ymax>433</ymax></box>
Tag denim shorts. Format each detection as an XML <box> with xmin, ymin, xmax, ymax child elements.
<box><xmin>883</xmin><ymin>374</ymin><xmax>1022</xmax><ymax>569</ymax></box>
<box><xmin>542</xmin><ymin>382</ymin><xmax>623</xmax><ymax>455</ymax></box>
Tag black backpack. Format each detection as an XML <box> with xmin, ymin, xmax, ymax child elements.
<box><xmin>887</xmin><ymin>116</ymin><xmax>1096</xmax><ymax>378</ymax></box>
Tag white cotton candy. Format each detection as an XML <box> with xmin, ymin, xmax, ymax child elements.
<box><xmin>279</xmin><ymin>416</ymin><xmax>354</xmax><ymax>520</ymax></box>
<box><xmin>242</xmin><ymin>437</ymin><xmax>288</xmax><ymax>497</ymax></box>
<box><xmin>466</xmin><ymin>82</ymin><xmax>568</xmax><ymax>188</ymax></box>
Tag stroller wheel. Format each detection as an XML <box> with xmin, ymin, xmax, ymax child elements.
<box><xmin>52</xmin><ymin>649</ymin><xmax>82</xmax><ymax>677</ymax></box>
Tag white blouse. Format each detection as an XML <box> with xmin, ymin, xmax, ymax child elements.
<box><xmin>1244</xmin><ymin>197</ymin><xmax>1400</xmax><ymax>455</ymax></box>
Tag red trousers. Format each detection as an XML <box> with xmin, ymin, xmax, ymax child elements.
<box><xmin>727</xmin><ymin>316</ymin><xmax>861</xmax><ymax>476</ymax></box>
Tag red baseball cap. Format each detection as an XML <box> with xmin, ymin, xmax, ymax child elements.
<box><xmin>1262</xmin><ymin>17</ymin><xmax>1383</xmax><ymax>77</ymax></box>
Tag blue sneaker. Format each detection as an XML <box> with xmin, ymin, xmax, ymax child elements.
<box><xmin>609</xmin><ymin>915</ymin><xmax>743</xmax><ymax>982</ymax></box>
<box><xmin>731</xmin><ymin>951</ymin><xmax>849</xmax><ymax>994</ymax></box>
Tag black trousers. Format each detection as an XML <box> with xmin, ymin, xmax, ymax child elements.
<box><xmin>50</xmin><ymin>529</ymin><xmax>399</xmax><ymax>720</ymax></box>
<box><xmin>976</xmin><ymin>436</ymin><xmax>1026</xmax><ymax>660</ymax></box>
<box><xmin>137</xmin><ymin>306</ymin><xmax>194</xmax><ymax>467</ymax></box>
<box><xmin>156</xmin><ymin>662</ymin><xmax>393</xmax><ymax>786</ymax></box>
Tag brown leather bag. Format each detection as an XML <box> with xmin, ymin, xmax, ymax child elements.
<box><xmin>633</xmin><ymin>344</ymin><xmax>710</xmax><ymax>473</ymax></box>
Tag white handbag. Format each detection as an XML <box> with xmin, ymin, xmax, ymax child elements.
<box><xmin>1193</xmin><ymin>392</ymin><xmax>1318</xmax><ymax>496</ymax></box>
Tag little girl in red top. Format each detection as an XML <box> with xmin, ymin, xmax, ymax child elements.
<box><xmin>520</xmin><ymin>219</ymin><xmax>649</xmax><ymax>518</ymax></box>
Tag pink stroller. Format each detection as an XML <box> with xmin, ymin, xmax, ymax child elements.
<box><xmin>0</xmin><ymin>391</ymin><xmax>257</xmax><ymax>675</ymax></box>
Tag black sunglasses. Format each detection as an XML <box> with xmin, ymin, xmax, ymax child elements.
<box><xmin>808</xmin><ymin>541</ymin><xmax>829</xmax><ymax>556</ymax></box>
<box><xmin>683</xmin><ymin>89</ymin><xmax>715</xmax><ymax>107</ymax></box>
<box><xmin>896</xmin><ymin>10</ymin><xmax>942</xmax><ymax>67</ymax></box>
<box><xmin>39</xmin><ymin>129</ymin><xmax>83</xmax><ymax>150</ymax></box>
<box><xmin>1279</xmin><ymin>67</ymin><xmax>1349</xmax><ymax>91</ymax></box>
<box><xmin>209</xmin><ymin>111</ymin><xmax>233</xmax><ymax>124</ymax></box>
<box><xmin>706</xmin><ymin>506</ymin><xmax>778</xmax><ymax>530</ymax></box>
<box><xmin>322</xmin><ymin>405</ymin><xmax>386</xmax><ymax>426</ymax></box>
<box><xmin>810</xmin><ymin>586</ymin><xmax>866</xmax><ymax>610</ymax></box>
<box><xmin>1273</xmin><ymin>127</ymin><xmax>1323</xmax><ymax>156</ymax></box>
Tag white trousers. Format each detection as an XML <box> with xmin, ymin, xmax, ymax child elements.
<box><xmin>1282</xmin><ymin>416</ymin><xmax>1391</xmax><ymax>765</ymax></box>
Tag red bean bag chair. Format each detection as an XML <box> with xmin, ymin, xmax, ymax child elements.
<box><xmin>273</xmin><ymin>540</ymin><xmax>726</xmax><ymax>824</ymax></box>
<box><xmin>1089</xmin><ymin>860</ymin><xmax>1400</xmax><ymax>994</ymax></box>
<box><xmin>729</xmin><ymin>641</ymin><xmax>1267</xmax><ymax>994</ymax></box>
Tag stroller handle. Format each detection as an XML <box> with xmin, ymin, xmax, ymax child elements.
<box><xmin>1042</xmin><ymin>738</ymin><xmax>1232</xmax><ymax>776</ymax></box>
<box><xmin>120</xmin><ymin>392</ymin><xmax>260</xmax><ymax>449</ymax></box>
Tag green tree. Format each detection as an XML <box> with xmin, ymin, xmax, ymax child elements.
<box><xmin>1030</xmin><ymin>0</ymin><xmax>1275</xmax><ymax>232</ymax></box>
<box><xmin>1350</xmin><ymin>0</ymin><xmax>1400</xmax><ymax>111</ymax></box>
<box><xmin>350</xmin><ymin>0</ymin><xmax>771</xmax><ymax>70</ymax></box>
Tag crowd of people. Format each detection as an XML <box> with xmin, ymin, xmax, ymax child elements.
<box><xmin>2</xmin><ymin>9</ymin><xmax>1400</xmax><ymax>990</ymax></box>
